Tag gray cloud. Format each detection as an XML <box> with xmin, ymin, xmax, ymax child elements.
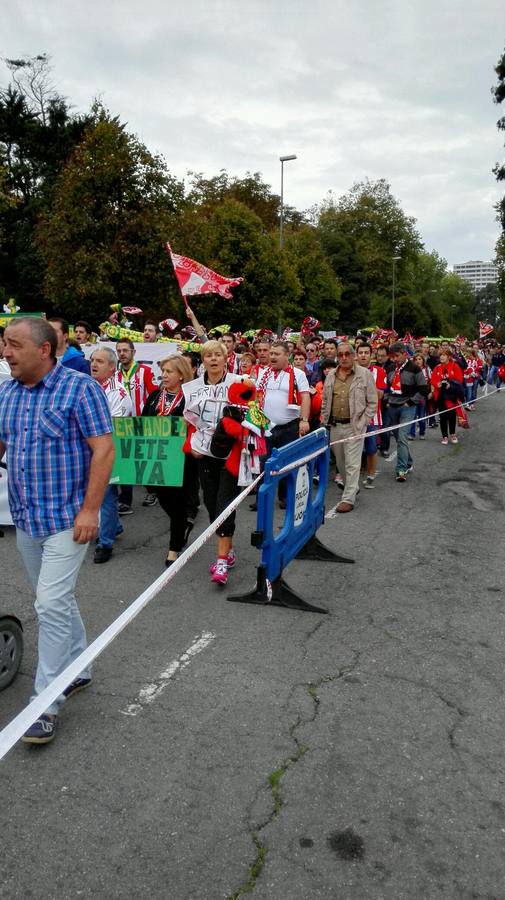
<box><xmin>3</xmin><ymin>0</ymin><xmax>504</xmax><ymax>266</ymax></box>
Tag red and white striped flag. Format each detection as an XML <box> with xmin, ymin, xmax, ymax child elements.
<box><xmin>479</xmin><ymin>321</ymin><xmax>493</xmax><ymax>339</ymax></box>
<box><xmin>166</xmin><ymin>243</ymin><xmax>243</xmax><ymax>300</ymax></box>
<box><xmin>159</xmin><ymin>318</ymin><xmax>179</xmax><ymax>332</ymax></box>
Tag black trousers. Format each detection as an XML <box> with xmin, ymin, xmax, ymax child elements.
<box><xmin>437</xmin><ymin>402</ymin><xmax>457</xmax><ymax>438</ymax></box>
<box><xmin>198</xmin><ymin>457</ymin><xmax>240</xmax><ymax>538</ymax></box>
<box><xmin>152</xmin><ymin>454</ymin><xmax>199</xmax><ymax>552</ymax></box>
<box><xmin>118</xmin><ymin>484</ymin><xmax>133</xmax><ymax>506</ymax></box>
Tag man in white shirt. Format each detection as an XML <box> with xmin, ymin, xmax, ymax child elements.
<box><xmin>90</xmin><ymin>348</ymin><xmax>132</xmax><ymax>562</ymax></box>
<box><xmin>254</xmin><ymin>341</ymin><xmax>311</xmax><ymax>509</ymax></box>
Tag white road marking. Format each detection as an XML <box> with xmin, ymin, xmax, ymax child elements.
<box><xmin>120</xmin><ymin>631</ymin><xmax>216</xmax><ymax>716</ymax></box>
<box><xmin>326</xmin><ymin>505</ymin><xmax>339</xmax><ymax>519</ymax></box>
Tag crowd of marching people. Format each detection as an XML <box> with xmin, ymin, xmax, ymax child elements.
<box><xmin>1</xmin><ymin>315</ymin><xmax>504</xmax><ymax>582</ymax></box>
<box><xmin>93</xmin><ymin>318</ymin><xmax>505</xmax><ymax>582</ymax></box>
<box><xmin>1</xmin><ymin>311</ymin><xmax>503</xmax><ymax>745</ymax></box>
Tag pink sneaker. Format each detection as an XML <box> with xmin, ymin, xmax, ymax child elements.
<box><xmin>450</xmin><ymin>435</ymin><xmax>458</xmax><ymax>444</ymax></box>
<box><xmin>211</xmin><ymin>557</ymin><xmax>228</xmax><ymax>585</ymax></box>
<box><xmin>441</xmin><ymin>437</ymin><xmax>449</xmax><ymax>445</ymax></box>
<box><xmin>209</xmin><ymin>550</ymin><xmax>236</xmax><ymax>574</ymax></box>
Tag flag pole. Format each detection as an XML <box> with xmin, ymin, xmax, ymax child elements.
<box><xmin>166</xmin><ymin>241</ymin><xmax>190</xmax><ymax>311</ymax></box>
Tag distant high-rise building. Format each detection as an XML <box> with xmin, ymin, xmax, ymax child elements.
<box><xmin>452</xmin><ymin>260</ymin><xmax>498</xmax><ymax>291</ymax></box>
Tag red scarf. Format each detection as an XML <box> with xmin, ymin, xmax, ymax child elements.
<box><xmin>156</xmin><ymin>388</ymin><xmax>183</xmax><ymax>416</ymax></box>
<box><xmin>257</xmin><ymin>365</ymin><xmax>300</xmax><ymax>408</ymax></box>
<box><xmin>390</xmin><ymin>360</ymin><xmax>407</xmax><ymax>394</ymax></box>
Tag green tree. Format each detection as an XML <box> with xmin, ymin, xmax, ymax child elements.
<box><xmin>36</xmin><ymin>106</ymin><xmax>184</xmax><ymax>323</ymax></box>
<box><xmin>474</xmin><ymin>282</ymin><xmax>499</xmax><ymax>328</ymax></box>
<box><xmin>0</xmin><ymin>55</ymin><xmax>92</xmax><ymax>307</ymax></box>
<box><xmin>171</xmin><ymin>198</ymin><xmax>301</xmax><ymax>331</ymax></box>
<box><xmin>284</xmin><ymin>225</ymin><xmax>341</xmax><ymax>328</ymax></box>
<box><xmin>185</xmin><ymin>169</ymin><xmax>304</xmax><ymax>232</ymax></box>
<box><xmin>315</xmin><ymin>179</ymin><xmax>423</xmax><ymax>332</ymax></box>
<box><xmin>437</xmin><ymin>272</ymin><xmax>475</xmax><ymax>336</ymax></box>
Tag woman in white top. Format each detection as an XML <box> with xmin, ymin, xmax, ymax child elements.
<box><xmin>183</xmin><ymin>341</ymin><xmax>242</xmax><ymax>586</ymax></box>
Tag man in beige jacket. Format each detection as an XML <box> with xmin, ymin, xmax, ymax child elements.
<box><xmin>321</xmin><ymin>342</ymin><xmax>377</xmax><ymax>512</ymax></box>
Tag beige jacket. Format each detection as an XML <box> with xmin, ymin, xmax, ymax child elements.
<box><xmin>321</xmin><ymin>364</ymin><xmax>378</xmax><ymax>435</ymax></box>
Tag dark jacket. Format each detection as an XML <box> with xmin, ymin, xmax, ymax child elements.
<box><xmin>386</xmin><ymin>360</ymin><xmax>429</xmax><ymax>406</ymax></box>
<box><xmin>142</xmin><ymin>389</ymin><xmax>185</xmax><ymax>418</ymax></box>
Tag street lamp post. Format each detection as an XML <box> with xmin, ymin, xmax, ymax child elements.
<box><xmin>279</xmin><ymin>154</ymin><xmax>297</xmax><ymax>250</ymax></box>
<box><xmin>450</xmin><ymin>304</ymin><xmax>457</xmax><ymax>331</ymax></box>
<box><xmin>278</xmin><ymin>154</ymin><xmax>297</xmax><ymax>333</ymax></box>
<box><xmin>391</xmin><ymin>255</ymin><xmax>401</xmax><ymax>332</ymax></box>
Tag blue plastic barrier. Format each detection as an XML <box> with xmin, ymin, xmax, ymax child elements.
<box><xmin>228</xmin><ymin>428</ymin><xmax>354</xmax><ymax>613</ymax></box>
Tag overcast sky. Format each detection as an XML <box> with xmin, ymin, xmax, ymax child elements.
<box><xmin>3</xmin><ymin>0</ymin><xmax>504</xmax><ymax>267</ymax></box>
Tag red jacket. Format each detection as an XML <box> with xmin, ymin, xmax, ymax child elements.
<box><xmin>430</xmin><ymin>361</ymin><xmax>463</xmax><ymax>406</ymax></box>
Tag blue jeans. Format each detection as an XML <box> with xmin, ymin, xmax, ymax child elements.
<box><xmin>408</xmin><ymin>400</ymin><xmax>426</xmax><ymax>437</ymax></box>
<box><xmin>16</xmin><ymin>527</ymin><xmax>90</xmax><ymax>715</ymax></box>
<box><xmin>465</xmin><ymin>382</ymin><xmax>478</xmax><ymax>403</ymax></box>
<box><xmin>99</xmin><ymin>485</ymin><xmax>120</xmax><ymax>548</ymax></box>
<box><xmin>488</xmin><ymin>366</ymin><xmax>502</xmax><ymax>389</ymax></box>
<box><xmin>385</xmin><ymin>404</ymin><xmax>416</xmax><ymax>474</ymax></box>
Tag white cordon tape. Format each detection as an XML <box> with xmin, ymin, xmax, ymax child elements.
<box><xmin>327</xmin><ymin>385</ymin><xmax>501</xmax><ymax>448</ymax></box>
<box><xmin>270</xmin><ymin>445</ymin><xmax>328</xmax><ymax>477</ymax></box>
<box><xmin>0</xmin><ymin>473</ymin><xmax>263</xmax><ymax>761</ymax></box>
<box><xmin>0</xmin><ymin>385</ymin><xmax>501</xmax><ymax>758</ymax></box>
<box><xmin>271</xmin><ymin>386</ymin><xmax>501</xmax><ymax>475</ymax></box>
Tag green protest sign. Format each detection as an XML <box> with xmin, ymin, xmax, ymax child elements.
<box><xmin>110</xmin><ymin>416</ymin><xmax>187</xmax><ymax>486</ymax></box>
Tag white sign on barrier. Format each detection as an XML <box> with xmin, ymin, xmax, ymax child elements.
<box><xmin>294</xmin><ymin>465</ymin><xmax>310</xmax><ymax>527</ymax></box>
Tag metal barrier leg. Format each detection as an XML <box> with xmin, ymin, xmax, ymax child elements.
<box><xmin>296</xmin><ymin>534</ymin><xmax>354</xmax><ymax>564</ymax></box>
<box><xmin>227</xmin><ymin>566</ymin><xmax>328</xmax><ymax>614</ymax></box>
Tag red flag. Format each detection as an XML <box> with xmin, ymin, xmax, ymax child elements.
<box><xmin>159</xmin><ymin>318</ymin><xmax>179</xmax><ymax>332</ymax></box>
<box><xmin>301</xmin><ymin>316</ymin><xmax>320</xmax><ymax>335</ymax></box>
<box><xmin>479</xmin><ymin>321</ymin><xmax>493</xmax><ymax>339</ymax></box>
<box><xmin>167</xmin><ymin>243</ymin><xmax>243</xmax><ymax>300</ymax></box>
<box><xmin>376</xmin><ymin>328</ymin><xmax>397</xmax><ymax>341</ymax></box>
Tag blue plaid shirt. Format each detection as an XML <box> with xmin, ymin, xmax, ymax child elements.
<box><xmin>0</xmin><ymin>364</ymin><xmax>112</xmax><ymax>537</ymax></box>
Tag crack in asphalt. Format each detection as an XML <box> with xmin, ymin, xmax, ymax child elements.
<box><xmin>228</xmin><ymin>641</ymin><xmax>361</xmax><ymax>899</ymax></box>
<box><xmin>359</xmin><ymin>669</ymin><xmax>469</xmax><ymax>758</ymax></box>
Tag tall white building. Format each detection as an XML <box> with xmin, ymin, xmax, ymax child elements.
<box><xmin>452</xmin><ymin>260</ymin><xmax>498</xmax><ymax>291</ymax></box>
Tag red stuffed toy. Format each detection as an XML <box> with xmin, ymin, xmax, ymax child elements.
<box><xmin>210</xmin><ymin>381</ymin><xmax>268</xmax><ymax>483</ymax></box>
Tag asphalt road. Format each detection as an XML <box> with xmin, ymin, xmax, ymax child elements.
<box><xmin>1</xmin><ymin>390</ymin><xmax>505</xmax><ymax>900</ymax></box>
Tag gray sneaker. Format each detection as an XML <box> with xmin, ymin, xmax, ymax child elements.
<box><xmin>363</xmin><ymin>476</ymin><xmax>375</xmax><ymax>489</ymax></box>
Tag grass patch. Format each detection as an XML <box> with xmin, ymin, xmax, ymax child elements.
<box><xmin>229</xmin><ymin>833</ymin><xmax>267</xmax><ymax>899</ymax></box>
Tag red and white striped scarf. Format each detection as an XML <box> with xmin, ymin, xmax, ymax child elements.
<box><xmin>156</xmin><ymin>389</ymin><xmax>183</xmax><ymax>416</ymax></box>
<box><xmin>256</xmin><ymin>365</ymin><xmax>300</xmax><ymax>408</ymax></box>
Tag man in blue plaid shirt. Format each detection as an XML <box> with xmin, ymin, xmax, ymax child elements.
<box><xmin>0</xmin><ymin>317</ymin><xmax>115</xmax><ymax>745</ymax></box>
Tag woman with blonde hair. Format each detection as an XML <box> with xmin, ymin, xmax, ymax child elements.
<box><xmin>183</xmin><ymin>340</ymin><xmax>243</xmax><ymax>586</ymax></box>
<box><xmin>142</xmin><ymin>354</ymin><xmax>197</xmax><ymax>566</ymax></box>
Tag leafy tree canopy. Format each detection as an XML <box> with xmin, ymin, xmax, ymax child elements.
<box><xmin>315</xmin><ymin>179</ymin><xmax>423</xmax><ymax>332</ymax></box>
<box><xmin>36</xmin><ymin>105</ymin><xmax>184</xmax><ymax>323</ymax></box>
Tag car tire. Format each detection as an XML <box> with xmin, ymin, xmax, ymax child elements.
<box><xmin>0</xmin><ymin>616</ymin><xmax>24</xmax><ymax>691</ymax></box>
